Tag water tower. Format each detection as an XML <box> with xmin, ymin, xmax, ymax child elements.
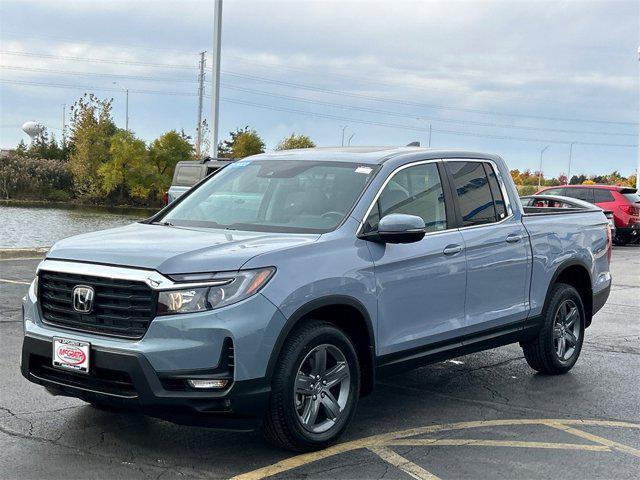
<box><xmin>22</xmin><ymin>121</ymin><xmax>44</xmax><ymax>144</ymax></box>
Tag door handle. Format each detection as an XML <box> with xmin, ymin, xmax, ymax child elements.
<box><xmin>443</xmin><ymin>244</ymin><xmax>463</xmax><ymax>255</ymax></box>
<box><xmin>506</xmin><ymin>234</ymin><xmax>522</xmax><ymax>243</ymax></box>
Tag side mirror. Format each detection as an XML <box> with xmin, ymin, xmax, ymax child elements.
<box><xmin>364</xmin><ymin>213</ymin><xmax>426</xmax><ymax>244</ymax></box>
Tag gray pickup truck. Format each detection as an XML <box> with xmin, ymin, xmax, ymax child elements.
<box><xmin>21</xmin><ymin>147</ymin><xmax>611</xmax><ymax>451</ymax></box>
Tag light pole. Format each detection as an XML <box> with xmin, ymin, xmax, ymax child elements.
<box><xmin>211</xmin><ymin>0</ymin><xmax>223</xmax><ymax>157</ymax></box>
<box><xmin>567</xmin><ymin>142</ymin><xmax>575</xmax><ymax>184</ymax></box>
<box><xmin>537</xmin><ymin>145</ymin><xmax>550</xmax><ymax>189</ymax></box>
<box><xmin>637</xmin><ymin>46</ymin><xmax>640</xmax><ymax>190</ymax></box>
<box><xmin>340</xmin><ymin>125</ymin><xmax>348</xmax><ymax>146</ymax></box>
<box><xmin>428</xmin><ymin>123</ymin><xmax>432</xmax><ymax>147</ymax></box>
<box><xmin>112</xmin><ymin>82</ymin><xmax>129</xmax><ymax>131</ymax></box>
<box><xmin>347</xmin><ymin>133</ymin><xmax>355</xmax><ymax>146</ymax></box>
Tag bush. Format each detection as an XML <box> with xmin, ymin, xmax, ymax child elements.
<box><xmin>517</xmin><ymin>185</ymin><xmax>538</xmax><ymax>196</ymax></box>
<box><xmin>0</xmin><ymin>154</ymin><xmax>73</xmax><ymax>201</ymax></box>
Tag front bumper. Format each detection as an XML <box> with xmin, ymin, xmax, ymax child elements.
<box><xmin>20</xmin><ymin>263</ymin><xmax>288</xmax><ymax>430</ymax></box>
<box><xmin>21</xmin><ymin>335</ymin><xmax>269</xmax><ymax>430</ymax></box>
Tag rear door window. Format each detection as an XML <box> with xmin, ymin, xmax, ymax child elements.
<box><xmin>483</xmin><ymin>164</ymin><xmax>508</xmax><ymax>220</ymax></box>
<box><xmin>593</xmin><ymin>189</ymin><xmax>615</xmax><ymax>203</ymax></box>
<box><xmin>446</xmin><ymin>161</ymin><xmax>498</xmax><ymax>226</ymax></box>
<box><xmin>564</xmin><ymin>188</ymin><xmax>594</xmax><ymax>203</ymax></box>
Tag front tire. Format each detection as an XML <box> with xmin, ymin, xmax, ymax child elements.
<box><xmin>521</xmin><ymin>283</ymin><xmax>585</xmax><ymax>375</ymax></box>
<box><xmin>263</xmin><ymin>320</ymin><xmax>360</xmax><ymax>452</ymax></box>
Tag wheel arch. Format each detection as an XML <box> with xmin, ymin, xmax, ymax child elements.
<box><xmin>266</xmin><ymin>296</ymin><xmax>376</xmax><ymax>396</ymax></box>
<box><xmin>546</xmin><ymin>260</ymin><xmax>593</xmax><ymax>327</ymax></box>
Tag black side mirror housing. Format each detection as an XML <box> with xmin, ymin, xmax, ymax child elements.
<box><xmin>362</xmin><ymin>213</ymin><xmax>426</xmax><ymax>244</ymax></box>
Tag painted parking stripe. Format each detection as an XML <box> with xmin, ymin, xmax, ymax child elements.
<box><xmin>230</xmin><ymin>419</ymin><xmax>640</xmax><ymax>480</ymax></box>
<box><xmin>0</xmin><ymin>278</ymin><xmax>30</xmax><ymax>285</ymax></box>
<box><xmin>386</xmin><ymin>438</ymin><xmax>611</xmax><ymax>451</ymax></box>
<box><xmin>368</xmin><ymin>445</ymin><xmax>440</xmax><ymax>480</ymax></box>
<box><xmin>546</xmin><ymin>421</ymin><xmax>640</xmax><ymax>457</ymax></box>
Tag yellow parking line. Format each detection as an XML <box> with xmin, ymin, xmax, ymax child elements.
<box><xmin>387</xmin><ymin>438</ymin><xmax>611</xmax><ymax>451</ymax></box>
<box><xmin>0</xmin><ymin>278</ymin><xmax>30</xmax><ymax>285</ymax></box>
<box><xmin>368</xmin><ymin>446</ymin><xmax>441</xmax><ymax>480</ymax></box>
<box><xmin>546</xmin><ymin>421</ymin><xmax>640</xmax><ymax>458</ymax></box>
<box><xmin>230</xmin><ymin>419</ymin><xmax>640</xmax><ymax>480</ymax></box>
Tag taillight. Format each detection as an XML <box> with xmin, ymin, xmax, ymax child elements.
<box><xmin>606</xmin><ymin>223</ymin><xmax>612</xmax><ymax>263</ymax></box>
<box><xmin>163</xmin><ymin>192</ymin><xmax>169</xmax><ymax>206</ymax></box>
<box><xmin>619</xmin><ymin>204</ymin><xmax>640</xmax><ymax>216</ymax></box>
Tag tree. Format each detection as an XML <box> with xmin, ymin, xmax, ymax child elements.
<box><xmin>99</xmin><ymin>130</ymin><xmax>149</xmax><ymax>203</ymax></box>
<box><xmin>218</xmin><ymin>126</ymin><xmax>265</xmax><ymax>158</ymax></box>
<box><xmin>67</xmin><ymin>94</ymin><xmax>117</xmax><ymax>200</ymax></box>
<box><xmin>582</xmin><ymin>179</ymin><xmax>596</xmax><ymax>185</ymax></box>
<box><xmin>148</xmin><ymin>130</ymin><xmax>193</xmax><ymax>193</ymax></box>
<box><xmin>276</xmin><ymin>133</ymin><xmax>316</xmax><ymax>150</ymax></box>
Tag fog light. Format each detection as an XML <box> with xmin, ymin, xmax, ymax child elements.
<box><xmin>187</xmin><ymin>379</ymin><xmax>229</xmax><ymax>389</ymax></box>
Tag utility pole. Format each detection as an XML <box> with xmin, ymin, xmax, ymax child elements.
<box><xmin>211</xmin><ymin>0</ymin><xmax>223</xmax><ymax>157</ymax></box>
<box><xmin>341</xmin><ymin>125</ymin><xmax>348</xmax><ymax>146</ymax></box>
<box><xmin>537</xmin><ymin>145</ymin><xmax>550</xmax><ymax>189</ymax></box>
<box><xmin>428</xmin><ymin>124</ymin><xmax>432</xmax><ymax>147</ymax></box>
<box><xmin>637</xmin><ymin>46</ymin><xmax>640</xmax><ymax>190</ymax></box>
<box><xmin>347</xmin><ymin>133</ymin><xmax>355</xmax><ymax>146</ymax></box>
<box><xmin>195</xmin><ymin>51</ymin><xmax>207</xmax><ymax>159</ymax></box>
<box><xmin>567</xmin><ymin>142</ymin><xmax>574</xmax><ymax>184</ymax></box>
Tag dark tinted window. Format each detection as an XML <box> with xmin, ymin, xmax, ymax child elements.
<box><xmin>175</xmin><ymin>165</ymin><xmax>203</xmax><ymax>186</ymax></box>
<box><xmin>593</xmin><ymin>189</ymin><xmax>615</xmax><ymax>203</ymax></box>
<box><xmin>541</xmin><ymin>188</ymin><xmax>564</xmax><ymax>196</ymax></box>
<box><xmin>564</xmin><ymin>188</ymin><xmax>594</xmax><ymax>203</ymax></box>
<box><xmin>484</xmin><ymin>164</ymin><xmax>508</xmax><ymax>220</ymax></box>
<box><xmin>447</xmin><ymin>161</ymin><xmax>497</xmax><ymax>226</ymax></box>
<box><xmin>365</xmin><ymin>163</ymin><xmax>447</xmax><ymax>233</ymax></box>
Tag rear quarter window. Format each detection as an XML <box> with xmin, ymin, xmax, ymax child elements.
<box><xmin>563</xmin><ymin>187</ymin><xmax>594</xmax><ymax>203</ymax></box>
<box><xmin>174</xmin><ymin>166</ymin><xmax>203</xmax><ymax>186</ymax></box>
<box><xmin>593</xmin><ymin>189</ymin><xmax>615</xmax><ymax>203</ymax></box>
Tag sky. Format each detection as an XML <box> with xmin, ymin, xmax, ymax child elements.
<box><xmin>0</xmin><ymin>0</ymin><xmax>638</xmax><ymax>178</ymax></box>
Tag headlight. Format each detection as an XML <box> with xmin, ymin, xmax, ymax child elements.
<box><xmin>157</xmin><ymin>267</ymin><xmax>275</xmax><ymax>316</ymax></box>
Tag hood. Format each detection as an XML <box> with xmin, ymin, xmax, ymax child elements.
<box><xmin>47</xmin><ymin>222</ymin><xmax>319</xmax><ymax>274</ymax></box>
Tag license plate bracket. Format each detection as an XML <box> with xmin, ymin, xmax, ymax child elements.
<box><xmin>52</xmin><ymin>337</ymin><xmax>90</xmax><ymax>374</ymax></box>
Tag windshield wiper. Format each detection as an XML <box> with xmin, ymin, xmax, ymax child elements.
<box><xmin>151</xmin><ymin>221</ymin><xmax>174</xmax><ymax>227</ymax></box>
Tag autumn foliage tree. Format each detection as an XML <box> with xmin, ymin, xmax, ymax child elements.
<box><xmin>276</xmin><ymin>133</ymin><xmax>316</xmax><ymax>150</ymax></box>
<box><xmin>218</xmin><ymin>127</ymin><xmax>265</xmax><ymax>158</ymax></box>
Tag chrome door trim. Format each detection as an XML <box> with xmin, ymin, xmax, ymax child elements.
<box><xmin>356</xmin><ymin>157</ymin><xmax>516</xmax><ymax>236</ymax></box>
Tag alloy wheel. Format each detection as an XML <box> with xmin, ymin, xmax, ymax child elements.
<box><xmin>294</xmin><ymin>344</ymin><xmax>351</xmax><ymax>434</ymax></box>
<box><xmin>553</xmin><ymin>299</ymin><xmax>581</xmax><ymax>361</ymax></box>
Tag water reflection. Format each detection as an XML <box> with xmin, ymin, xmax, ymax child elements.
<box><xmin>0</xmin><ymin>203</ymin><xmax>159</xmax><ymax>248</ymax></box>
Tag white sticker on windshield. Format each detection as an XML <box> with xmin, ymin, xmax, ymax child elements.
<box><xmin>355</xmin><ymin>166</ymin><xmax>373</xmax><ymax>174</ymax></box>
<box><xmin>229</xmin><ymin>161</ymin><xmax>250</xmax><ymax>168</ymax></box>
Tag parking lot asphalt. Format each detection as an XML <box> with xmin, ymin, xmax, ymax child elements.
<box><xmin>0</xmin><ymin>246</ymin><xmax>638</xmax><ymax>479</ymax></box>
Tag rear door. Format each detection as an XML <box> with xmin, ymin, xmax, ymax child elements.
<box><xmin>445</xmin><ymin>160</ymin><xmax>531</xmax><ymax>334</ymax></box>
<box><xmin>564</xmin><ymin>187</ymin><xmax>595</xmax><ymax>204</ymax></box>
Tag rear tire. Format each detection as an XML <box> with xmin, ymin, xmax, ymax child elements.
<box><xmin>521</xmin><ymin>283</ymin><xmax>585</xmax><ymax>375</ymax></box>
<box><xmin>263</xmin><ymin>320</ymin><xmax>360</xmax><ymax>452</ymax></box>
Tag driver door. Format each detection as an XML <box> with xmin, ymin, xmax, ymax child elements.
<box><xmin>364</xmin><ymin>161</ymin><xmax>467</xmax><ymax>356</ymax></box>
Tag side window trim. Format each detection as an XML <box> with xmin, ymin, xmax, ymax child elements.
<box><xmin>357</xmin><ymin>159</ymin><xmax>454</xmax><ymax>236</ymax></box>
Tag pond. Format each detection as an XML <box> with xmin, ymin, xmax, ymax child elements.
<box><xmin>0</xmin><ymin>203</ymin><xmax>159</xmax><ymax>248</ymax></box>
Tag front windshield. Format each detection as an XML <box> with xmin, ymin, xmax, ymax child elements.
<box><xmin>161</xmin><ymin>160</ymin><xmax>377</xmax><ymax>233</ymax></box>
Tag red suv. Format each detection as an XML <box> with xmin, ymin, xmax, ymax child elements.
<box><xmin>536</xmin><ymin>185</ymin><xmax>640</xmax><ymax>245</ymax></box>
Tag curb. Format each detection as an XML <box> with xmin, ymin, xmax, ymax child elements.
<box><xmin>0</xmin><ymin>247</ymin><xmax>49</xmax><ymax>260</ymax></box>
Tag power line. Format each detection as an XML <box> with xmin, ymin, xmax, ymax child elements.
<box><xmin>2</xmin><ymin>65</ymin><xmax>633</xmax><ymax>137</ymax></box>
<box><xmin>2</xmin><ymin>78</ymin><xmax>636</xmax><ymax>148</ymax></box>
<box><xmin>2</xmin><ymin>49</ymin><xmax>636</xmax><ymax>127</ymax></box>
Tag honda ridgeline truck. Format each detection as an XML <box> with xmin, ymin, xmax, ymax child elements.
<box><xmin>21</xmin><ymin>147</ymin><xmax>612</xmax><ymax>451</ymax></box>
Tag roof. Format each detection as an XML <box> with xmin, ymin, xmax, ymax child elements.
<box><xmin>543</xmin><ymin>184</ymin><xmax>633</xmax><ymax>191</ymax></box>
<box><xmin>246</xmin><ymin>146</ymin><xmax>501</xmax><ymax>165</ymax></box>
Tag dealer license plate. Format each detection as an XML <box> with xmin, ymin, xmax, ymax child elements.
<box><xmin>52</xmin><ymin>337</ymin><xmax>90</xmax><ymax>374</ymax></box>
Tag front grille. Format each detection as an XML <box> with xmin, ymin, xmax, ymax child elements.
<box><xmin>38</xmin><ymin>270</ymin><xmax>156</xmax><ymax>339</ymax></box>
